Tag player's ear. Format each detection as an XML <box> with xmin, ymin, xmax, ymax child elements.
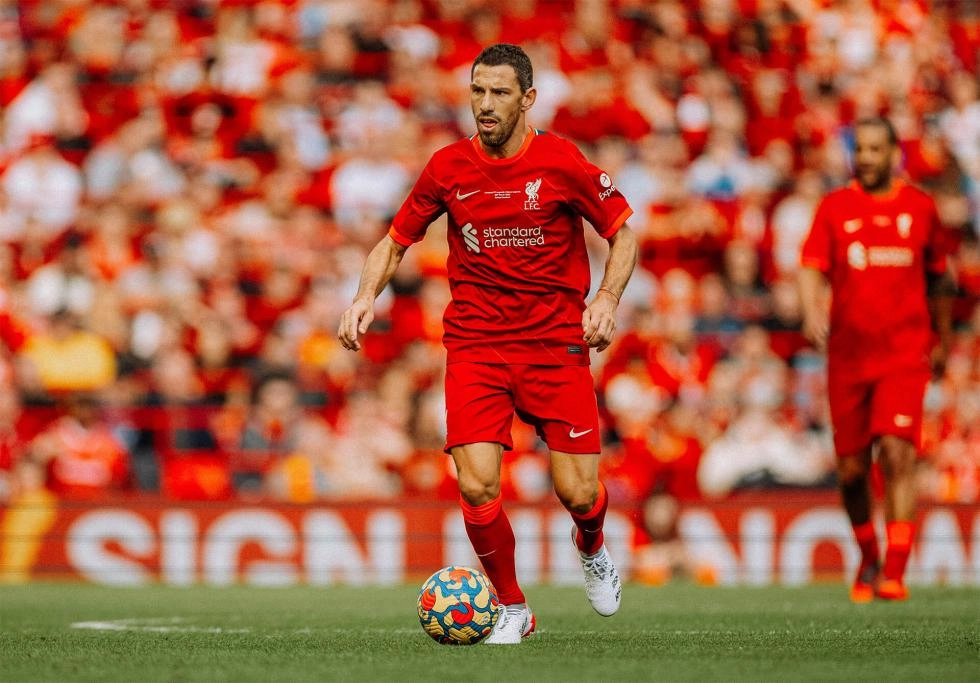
<box><xmin>521</xmin><ymin>87</ymin><xmax>536</xmax><ymax>112</ymax></box>
<box><xmin>891</xmin><ymin>144</ymin><xmax>903</xmax><ymax>170</ymax></box>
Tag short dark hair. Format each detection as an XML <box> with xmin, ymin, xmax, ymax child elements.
<box><xmin>471</xmin><ymin>43</ymin><xmax>533</xmax><ymax>93</ymax></box>
<box><xmin>854</xmin><ymin>116</ymin><xmax>898</xmax><ymax>146</ymax></box>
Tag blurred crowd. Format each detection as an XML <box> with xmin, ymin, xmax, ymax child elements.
<box><xmin>0</xmin><ymin>0</ymin><xmax>978</xmax><ymax>543</ymax></box>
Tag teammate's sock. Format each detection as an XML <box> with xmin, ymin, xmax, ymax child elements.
<box><xmin>460</xmin><ymin>495</ymin><xmax>525</xmax><ymax>605</ymax></box>
<box><xmin>852</xmin><ymin>521</ymin><xmax>880</xmax><ymax>570</ymax></box>
<box><xmin>883</xmin><ymin>520</ymin><xmax>915</xmax><ymax>583</ymax></box>
<box><xmin>568</xmin><ymin>482</ymin><xmax>608</xmax><ymax>556</ymax></box>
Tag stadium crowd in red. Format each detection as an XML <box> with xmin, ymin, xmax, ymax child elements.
<box><xmin>0</xmin><ymin>0</ymin><xmax>978</xmax><ymax>530</ymax></box>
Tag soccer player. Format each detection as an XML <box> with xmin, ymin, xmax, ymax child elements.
<box><xmin>338</xmin><ymin>44</ymin><xmax>637</xmax><ymax>643</ymax></box>
<box><xmin>798</xmin><ymin>117</ymin><xmax>954</xmax><ymax>602</ymax></box>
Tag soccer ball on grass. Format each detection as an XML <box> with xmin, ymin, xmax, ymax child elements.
<box><xmin>417</xmin><ymin>566</ymin><xmax>499</xmax><ymax>645</ymax></box>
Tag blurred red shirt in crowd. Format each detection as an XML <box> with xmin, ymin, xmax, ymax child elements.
<box><xmin>30</xmin><ymin>393</ymin><xmax>129</xmax><ymax>499</ymax></box>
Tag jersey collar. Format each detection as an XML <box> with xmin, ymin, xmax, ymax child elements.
<box><xmin>849</xmin><ymin>178</ymin><xmax>906</xmax><ymax>202</ymax></box>
<box><xmin>470</xmin><ymin>126</ymin><xmax>536</xmax><ymax>165</ymax></box>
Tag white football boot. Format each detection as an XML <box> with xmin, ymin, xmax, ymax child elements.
<box><xmin>484</xmin><ymin>603</ymin><xmax>535</xmax><ymax>645</ymax></box>
<box><xmin>572</xmin><ymin>527</ymin><xmax>622</xmax><ymax>616</ymax></box>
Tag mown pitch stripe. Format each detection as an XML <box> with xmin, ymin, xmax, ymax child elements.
<box><xmin>71</xmin><ymin>618</ymin><xmax>249</xmax><ymax>634</ymax></box>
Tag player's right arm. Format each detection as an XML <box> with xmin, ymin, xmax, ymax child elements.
<box><xmin>337</xmin><ymin>236</ymin><xmax>408</xmax><ymax>351</ymax></box>
<box><xmin>798</xmin><ymin>197</ymin><xmax>833</xmax><ymax>351</ymax></box>
<box><xmin>339</xmin><ymin>154</ymin><xmax>447</xmax><ymax>351</ymax></box>
<box><xmin>798</xmin><ymin>267</ymin><xmax>829</xmax><ymax>351</ymax></box>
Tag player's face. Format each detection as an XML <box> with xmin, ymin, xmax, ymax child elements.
<box><xmin>853</xmin><ymin>125</ymin><xmax>898</xmax><ymax>193</ymax></box>
<box><xmin>470</xmin><ymin>64</ymin><xmax>532</xmax><ymax>149</ymax></box>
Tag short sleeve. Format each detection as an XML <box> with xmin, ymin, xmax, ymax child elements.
<box><xmin>800</xmin><ymin>197</ymin><xmax>833</xmax><ymax>273</ymax></box>
<box><xmin>389</xmin><ymin>157</ymin><xmax>446</xmax><ymax>246</ymax></box>
<box><xmin>562</xmin><ymin>141</ymin><xmax>633</xmax><ymax>239</ymax></box>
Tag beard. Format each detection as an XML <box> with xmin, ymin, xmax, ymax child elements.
<box><xmin>476</xmin><ymin>111</ymin><xmax>520</xmax><ymax>148</ymax></box>
<box><xmin>856</xmin><ymin>165</ymin><xmax>891</xmax><ymax>193</ymax></box>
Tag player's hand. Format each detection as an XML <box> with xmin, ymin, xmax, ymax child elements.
<box><xmin>802</xmin><ymin>310</ymin><xmax>829</xmax><ymax>351</ymax></box>
<box><xmin>929</xmin><ymin>339</ymin><xmax>950</xmax><ymax>380</ymax></box>
<box><xmin>583</xmin><ymin>290</ymin><xmax>618</xmax><ymax>352</ymax></box>
<box><xmin>338</xmin><ymin>298</ymin><xmax>375</xmax><ymax>351</ymax></box>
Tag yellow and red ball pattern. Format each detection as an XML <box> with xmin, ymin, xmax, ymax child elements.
<box><xmin>417</xmin><ymin>566</ymin><xmax>499</xmax><ymax>645</ymax></box>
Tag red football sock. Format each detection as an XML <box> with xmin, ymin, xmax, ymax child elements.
<box><xmin>883</xmin><ymin>521</ymin><xmax>915</xmax><ymax>583</ymax></box>
<box><xmin>569</xmin><ymin>481</ymin><xmax>608</xmax><ymax>556</ymax></box>
<box><xmin>852</xmin><ymin>521</ymin><xmax>880</xmax><ymax>569</ymax></box>
<box><xmin>459</xmin><ymin>495</ymin><xmax>525</xmax><ymax>605</ymax></box>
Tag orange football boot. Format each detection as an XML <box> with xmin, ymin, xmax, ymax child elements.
<box><xmin>876</xmin><ymin>579</ymin><xmax>909</xmax><ymax>601</ymax></box>
<box><xmin>850</xmin><ymin>563</ymin><xmax>880</xmax><ymax>604</ymax></box>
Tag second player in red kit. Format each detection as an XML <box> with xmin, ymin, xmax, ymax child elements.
<box><xmin>339</xmin><ymin>44</ymin><xmax>638</xmax><ymax>644</ymax></box>
<box><xmin>799</xmin><ymin>117</ymin><xmax>954</xmax><ymax>603</ymax></box>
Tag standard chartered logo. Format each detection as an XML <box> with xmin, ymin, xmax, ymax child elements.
<box><xmin>462</xmin><ymin>223</ymin><xmax>480</xmax><ymax>253</ymax></box>
<box><xmin>461</xmin><ymin>223</ymin><xmax>545</xmax><ymax>253</ymax></box>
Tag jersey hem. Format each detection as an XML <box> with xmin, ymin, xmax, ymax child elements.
<box><xmin>446</xmin><ymin>345</ymin><xmax>591</xmax><ymax>366</ymax></box>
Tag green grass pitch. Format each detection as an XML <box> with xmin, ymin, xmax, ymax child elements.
<box><xmin>1</xmin><ymin>583</ymin><xmax>977</xmax><ymax>682</ymax></box>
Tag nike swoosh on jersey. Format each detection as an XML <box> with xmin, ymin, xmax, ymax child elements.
<box><xmin>568</xmin><ymin>427</ymin><xmax>594</xmax><ymax>438</ymax></box>
<box><xmin>456</xmin><ymin>189</ymin><xmax>480</xmax><ymax>200</ymax></box>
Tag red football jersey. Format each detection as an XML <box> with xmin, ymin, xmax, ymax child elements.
<box><xmin>389</xmin><ymin>128</ymin><xmax>633</xmax><ymax>365</ymax></box>
<box><xmin>800</xmin><ymin>180</ymin><xmax>948</xmax><ymax>373</ymax></box>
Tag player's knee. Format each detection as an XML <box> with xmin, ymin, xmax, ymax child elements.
<box><xmin>836</xmin><ymin>457</ymin><xmax>868</xmax><ymax>487</ymax></box>
<box><xmin>555</xmin><ymin>481</ymin><xmax>598</xmax><ymax>513</ymax></box>
<box><xmin>456</xmin><ymin>478</ymin><xmax>501</xmax><ymax>506</ymax></box>
<box><xmin>878</xmin><ymin>436</ymin><xmax>916</xmax><ymax>477</ymax></box>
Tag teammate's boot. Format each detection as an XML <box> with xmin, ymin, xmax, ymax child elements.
<box><xmin>876</xmin><ymin>579</ymin><xmax>909</xmax><ymax>601</ymax></box>
<box><xmin>572</xmin><ymin>527</ymin><xmax>622</xmax><ymax>616</ymax></box>
<box><xmin>484</xmin><ymin>603</ymin><xmax>535</xmax><ymax>645</ymax></box>
<box><xmin>849</xmin><ymin>562</ymin><xmax>880</xmax><ymax>604</ymax></box>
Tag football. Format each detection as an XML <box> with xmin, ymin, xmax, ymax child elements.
<box><xmin>417</xmin><ymin>566</ymin><xmax>500</xmax><ymax>645</ymax></box>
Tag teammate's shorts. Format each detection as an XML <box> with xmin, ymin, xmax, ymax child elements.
<box><xmin>444</xmin><ymin>362</ymin><xmax>601</xmax><ymax>454</ymax></box>
<box><xmin>827</xmin><ymin>367</ymin><xmax>929</xmax><ymax>456</ymax></box>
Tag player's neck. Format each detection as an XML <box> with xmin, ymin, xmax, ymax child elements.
<box><xmin>479</xmin><ymin>124</ymin><xmax>530</xmax><ymax>159</ymax></box>
<box><xmin>854</xmin><ymin>177</ymin><xmax>902</xmax><ymax>199</ymax></box>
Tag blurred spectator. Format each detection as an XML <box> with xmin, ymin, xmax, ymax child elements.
<box><xmin>330</xmin><ymin>131</ymin><xmax>411</xmax><ymax>230</ymax></box>
<box><xmin>0</xmin><ymin>385</ymin><xmax>38</xmax><ymax>503</ymax></box>
<box><xmin>686</xmin><ymin>129</ymin><xmax>757</xmax><ymax>201</ymax></box>
<box><xmin>237</xmin><ymin>370</ymin><xmax>335</xmax><ymax>499</ymax></box>
<box><xmin>84</xmin><ymin>113</ymin><xmax>185</xmax><ymax>206</ymax></box>
<box><xmin>19</xmin><ymin>309</ymin><xmax>116</xmax><ymax>394</ymax></box>
<box><xmin>604</xmin><ymin>400</ymin><xmax>709</xmax><ymax>585</ymax></box>
<box><xmin>646</xmin><ymin>307</ymin><xmax>717</xmax><ymax>406</ymax></box>
<box><xmin>2</xmin><ymin>135</ymin><xmax>83</xmax><ymax>238</ymax></box>
<box><xmin>693</xmin><ymin>272</ymin><xmax>744</xmax><ymax>355</ymax></box>
<box><xmin>761</xmin><ymin>278</ymin><xmax>807</xmax><ymax>361</ymax></box>
<box><xmin>938</xmin><ymin>70</ymin><xmax>980</xmax><ymax>182</ymax></box>
<box><xmin>722</xmin><ymin>239</ymin><xmax>769</xmax><ymax>322</ymax></box>
<box><xmin>3</xmin><ymin>63</ymin><xmax>87</xmax><ymax>151</ymax></box>
<box><xmin>769</xmin><ymin>170</ymin><xmax>824</xmax><ymax>278</ymax></box>
<box><xmin>29</xmin><ymin>392</ymin><xmax>130</xmax><ymax>499</ymax></box>
<box><xmin>25</xmin><ymin>236</ymin><xmax>95</xmax><ymax>317</ymax></box>
<box><xmin>698</xmin><ymin>373</ymin><xmax>833</xmax><ymax>498</ymax></box>
<box><xmin>920</xmin><ymin>385</ymin><xmax>980</xmax><ymax>504</ymax></box>
<box><xmin>327</xmin><ymin>388</ymin><xmax>412</xmax><ymax>499</ymax></box>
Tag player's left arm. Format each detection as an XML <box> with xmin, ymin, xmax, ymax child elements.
<box><xmin>924</xmin><ymin>197</ymin><xmax>957</xmax><ymax>379</ymax></box>
<box><xmin>926</xmin><ymin>269</ymin><xmax>955</xmax><ymax>378</ymax></box>
<box><xmin>583</xmin><ymin>225</ymin><xmax>638</xmax><ymax>352</ymax></box>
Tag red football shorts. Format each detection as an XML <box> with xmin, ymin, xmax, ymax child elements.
<box><xmin>444</xmin><ymin>362</ymin><xmax>602</xmax><ymax>454</ymax></box>
<box><xmin>827</xmin><ymin>367</ymin><xmax>929</xmax><ymax>456</ymax></box>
